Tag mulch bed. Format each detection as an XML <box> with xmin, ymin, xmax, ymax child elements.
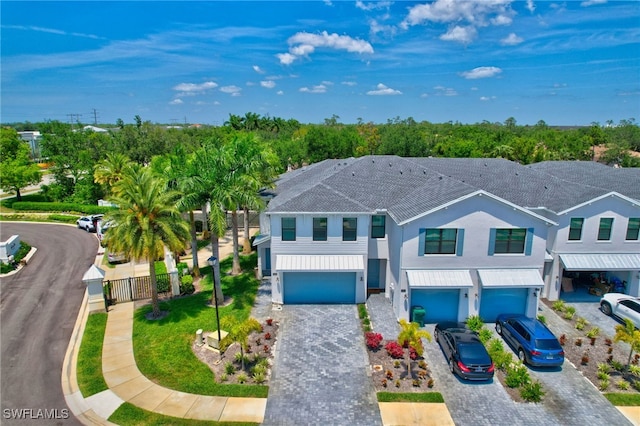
<box><xmin>367</xmin><ymin>341</ymin><xmax>438</xmax><ymax>393</ymax></box>
<box><xmin>192</xmin><ymin>318</ymin><xmax>278</xmax><ymax>385</ymax></box>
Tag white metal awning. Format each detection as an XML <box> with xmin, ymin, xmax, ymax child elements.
<box><xmin>559</xmin><ymin>254</ymin><xmax>640</xmax><ymax>271</ymax></box>
<box><xmin>478</xmin><ymin>269</ymin><xmax>544</xmax><ymax>288</ymax></box>
<box><xmin>407</xmin><ymin>269</ymin><xmax>474</xmax><ymax>289</ymax></box>
<box><xmin>252</xmin><ymin>233</ymin><xmax>271</xmax><ymax>247</ymax></box>
<box><xmin>275</xmin><ymin>255</ymin><xmax>364</xmax><ymax>271</ymax></box>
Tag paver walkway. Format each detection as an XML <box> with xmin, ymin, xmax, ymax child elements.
<box><xmin>262</xmin><ymin>305</ymin><xmax>382</xmax><ymax>426</ymax></box>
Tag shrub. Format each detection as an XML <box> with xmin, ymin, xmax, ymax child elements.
<box><xmin>611</xmin><ymin>360</ymin><xmax>625</xmax><ymax>372</ymax></box>
<box><xmin>597</xmin><ymin>363</ymin><xmax>610</xmax><ymax>374</ymax></box>
<box><xmin>617</xmin><ymin>380</ymin><xmax>630</xmax><ymax>391</ymax></box>
<box><xmin>427</xmin><ymin>378</ymin><xmax>434</xmax><ymax>388</ymax></box>
<box><xmin>263</xmin><ymin>345</ymin><xmax>270</xmax><ymax>353</ymax></box>
<box><xmin>386</xmin><ymin>370</ymin><xmax>393</xmax><ymax>379</ymax></box>
<box><xmin>559</xmin><ymin>334</ymin><xmax>566</xmax><ymax>346</ymax></box>
<box><xmin>418</xmin><ymin>360</ymin><xmax>427</xmax><ymax>370</ymax></box>
<box><xmin>11</xmin><ymin>201</ymin><xmax>114</xmax><ymax>215</ymax></box>
<box><xmin>224</xmin><ymin>362</ymin><xmax>235</xmax><ymax>375</ymax></box>
<box><xmin>597</xmin><ymin>371</ymin><xmax>610</xmax><ymax>381</ymax></box>
<box><xmin>478</xmin><ymin>328</ymin><xmax>493</xmax><ymax>344</ymax></box>
<box><xmin>505</xmin><ymin>362</ymin><xmax>530</xmax><ymax>388</ymax></box>
<box><xmin>393</xmin><ymin>360</ymin><xmax>401</xmax><ymax>368</ymax></box>
<box><xmin>536</xmin><ymin>315</ymin><xmax>546</xmax><ymax>325</ymax></box>
<box><xmin>364</xmin><ymin>331</ymin><xmax>382</xmax><ymax>350</ymax></box>
<box><xmin>492</xmin><ymin>351</ymin><xmax>514</xmax><ymax>371</ymax></box>
<box><xmin>253</xmin><ymin>372</ymin><xmax>266</xmax><ymax>384</ymax></box>
<box><xmin>409</xmin><ymin>346</ymin><xmax>418</xmax><ymax>360</ymax></box>
<box><xmin>563</xmin><ymin>306</ymin><xmax>576</xmax><ymax>320</ymax></box>
<box><xmin>466</xmin><ymin>315</ymin><xmax>484</xmax><ymax>332</ymax></box>
<box><xmin>395</xmin><ymin>379</ymin><xmax>401</xmax><ymax>388</ymax></box>
<box><xmin>180</xmin><ymin>275</ymin><xmax>195</xmax><ymax>295</ymax></box>
<box><xmin>628</xmin><ymin>365</ymin><xmax>640</xmax><ymax>377</ymax></box>
<box><xmin>237</xmin><ymin>373</ymin><xmax>248</xmax><ymax>384</ymax></box>
<box><xmin>520</xmin><ymin>381</ymin><xmax>545</xmax><ymax>403</ymax></box>
<box><xmin>381</xmin><ymin>379</ymin><xmax>387</xmax><ymax>388</ymax></box>
<box><xmin>384</xmin><ymin>341</ymin><xmax>404</xmax><ymax>359</ymax></box>
<box><xmin>412</xmin><ymin>379</ymin><xmax>420</xmax><ymax>387</ymax></box>
<box><xmin>266</xmin><ymin>318</ymin><xmax>273</xmax><ymax>326</ymax></box>
<box><xmin>358</xmin><ymin>304</ymin><xmax>368</xmax><ymax>320</ymax></box>
<box><xmin>598</xmin><ymin>379</ymin><xmax>609</xmax><ymax>391</ymax></box>
<box><xmin>552</xmin><ymin>300</ymin><xmax>566</xmax><ymax>312</ymax></box>
<box><xmin>264</xmin><ymin>332</ymin><xmax>271</xmax><ymax>340</ymax></box>
<box><xmin>219</xmin><ymin>373</ymin><xmax>228</xmax><ymax>382</ymax></box>
<box><xmin>575</xmin><ymin>338</ymin><xmax>582</xmax><ymax>347</ymax></box>
<box><xmin>586</xmin><ymin>327</ymin><xmax>600</xmax><ymax>338</ymax></box>
<box><xmin>575</xmin><ymin>317</ymin><xmax>588</xmax><ymax>330</ymax></box>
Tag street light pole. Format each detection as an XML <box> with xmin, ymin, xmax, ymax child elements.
<box><xmin>207</xmin><ymin>256</ymin><xmax>222</xmax><ymax>345</ymax></box>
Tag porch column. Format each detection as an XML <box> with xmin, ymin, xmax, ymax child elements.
<box><xmin>82</xmin><ymin>264</ymin><xmax>106</xmax><ymax>313</ymax></box>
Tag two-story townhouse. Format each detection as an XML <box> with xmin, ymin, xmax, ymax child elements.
<box><xmin>527</xmin><ymin>161</ymin><xmax>640</xmax><ymax>300</ymax></box>
<box><xmin>254</xmin><ymin>156</ymin><xmax>560</xmax><ymax>323</ymax></box>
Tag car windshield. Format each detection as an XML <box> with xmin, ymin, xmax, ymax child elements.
<box><xmin>535</xmin><ymin>339</ymin><xmax>561</xmax><ymax>350</ymax></box>
<box><xmin>458</xmin><ymin>343</ymin><xmax>490</xmax><ymax>364</ymax></box>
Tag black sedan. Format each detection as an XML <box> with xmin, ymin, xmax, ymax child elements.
<box><xmin>434</xmin><ymin>322</ymin><xmax>494</xmax><ymax>381</ymax></box>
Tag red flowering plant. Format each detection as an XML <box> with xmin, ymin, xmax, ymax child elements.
<box><xmin>365</xmin><ymin>332</ymin><xmax>383</xmax><ymax>350</ymax></box>
<box><xmin>385</xmin><ymin>341</ymin><xmax>404</xmax><ymax>359</ymax></box>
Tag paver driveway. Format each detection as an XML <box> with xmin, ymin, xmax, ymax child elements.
<box><xmin>262</xmin><ymin>305</ymin><xmax>382</xmax><ymax>426</ymax></box>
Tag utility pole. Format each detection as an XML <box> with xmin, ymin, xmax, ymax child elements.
<box><xmin>67</xmin><ymin>113</ymin><xmax>82</xmax><ymax>129</ymax></box>
<box><xmin>92</xmin><ymin>108</ymin><xmax>99</xmax><ymax>125</ymax></box>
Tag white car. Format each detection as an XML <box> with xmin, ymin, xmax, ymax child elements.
<box><xmin>76</xmin><ymin>216</ymin><xmax>96</xmax><ymax>232</ymax></box>
<box><xmin>600</xmin><ymin>293</ymin><xmax>640</xmax><ymax>329</ymax></box>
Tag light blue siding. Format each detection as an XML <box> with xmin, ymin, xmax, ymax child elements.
<box><xmin>367</xmin><ymin>259</ymin><xmax>381</xmax><ymax>289</ymax></box>
<box><xmin>283</xmin><ymin>272</ymin><xmax>356</xmax><ymax>304</ymax></box>
<box><xmin>479</xmin><ymin>288</ymin><xmax>528</xmax><ymax>322</ymax></box>
<box><xmin>410</xmin><ymin>289</ymin><xmax>460</xmax><ymax>323</ymax></box>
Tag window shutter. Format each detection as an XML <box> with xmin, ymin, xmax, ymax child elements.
<box><xmin>488</xmin><ymin>228</ymin><xmax>496</xmax><ymax>256</ymax></box>
<box><xmin>418</xmin><ymin>228</ymin><xmax>426</xmax><ymax>255</ymax></box>
<box><xmin>525</xmin><ymin>227</ymin><xmax>534</xmax><ymax>256</ymax></box>
<box><xmin>456</xmin><ymin>229</ymin><xmax>464</xmax><ymax>256</ymax></box>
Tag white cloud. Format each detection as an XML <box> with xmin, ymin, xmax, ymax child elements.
<box><xmin>366</xmin><ymin>83</ymin><xmax>401</xmax><ymax>96</ymax></box>
<box><xmin>355</xmin><ymin>1</ymin><xmax>392</xmax><ymax>11</ymax></box>
<box><xmin>300</xmin><ymin>84</ymin><xmax>328</xmax><ymax>94</ymax></box>
<box><xmin>342</xmin><ymin>81</ymin><xmax>357</xmax><ymax>86</ymax></box>
<box><xmin>220</xmin><ymin>85</ymin><xmax>242</xmax><ymax>96</ymax></box>
<box><xmin>278</xmin><ymin>31</ymin><xmax>373</xmax><ymax>65</ymax></box>
<box><xmin>173</xmin><ymin>81</ymin><xmax>218</xmax><ymax>93</ymax></box>
<box><xmin>460</xmin><ymin>66</ymin><xmax>502</xmax><ymax>79</ymax></box>
<box><xmin>440</xmin><ymin>26</ymin><xmax>477</xmax><ymax>44</ymax></box>
<box><xmin>277</xmin><ymin>90</ymin><xmax>284</xmax><ymax>95</ymax></box>
<box><xmin>480</xmin><ymin>96</ymin><xmax>496</xmax><ymax>101</ymax></box>
<box><xmin>501</xmin><ymin>33</ymin><xmax>523</xmax><ymax>46</ymax></box>
<box><xmin>169</xmin><ymin>98</ymin><xmax>183</xmax><ymax>105</ymax></box>
<box><xmin>526</xmin><ymin>0</ymin><xmax>536</xmax><ymax>13</ymax></box>
<box><xmin>581</xmin><ymin>0</ymin><xmax>607</xmax><ymax>6</ymax></box>
<box><xmin>491</xmin><ymin>14</ymin><xmax>512</xmax><ymax>26</ymax></box>
<box><xmin>261</xmin><ymin>80</ymin><xmax>276</xmax><ymax>89</ymax></box>
<box><xmin>434</xmin><ymin>86</ymin><xmax>458</xmax><ymax>96</ymax></box>
<box><xmin>253</xmin><ymin>65</ymin><xmax>265</xmax><ymax>74</ymax></box>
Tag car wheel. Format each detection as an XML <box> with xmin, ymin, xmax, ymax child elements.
<box><xmin>449</xmin><ymin>358</ymin><xmax>455</xmax><ymax>373</ymax></box>
<box><xmin>601</xmin><ymin>302</ymin><xmax>612</xmax><ymax>316</ymax></box>
<box><xmin>496</xmin><ymin>323</ymin><xmax>503</xmax><ymax>335</ymax></box>
<box><xmin>518</xmin><ymin>348</ymin><xmax>527</xmax><ymax>364</ymax></box>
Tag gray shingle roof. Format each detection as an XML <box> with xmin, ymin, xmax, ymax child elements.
<box><xmin>266</xmin><ymin>156</ymin><xmax>640</xmax><ymax>221</ymax></box>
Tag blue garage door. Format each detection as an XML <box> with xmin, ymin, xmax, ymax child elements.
<box><xmin>283</xmin><ymin>272</ymin><xmax>356</xmax><ymax>304</ymax></box>
<box><xmin>410</xmin><ymin>289</ymin><xmax>460</xmax><ymax>323</ymax></box>
<box><xmin>479</xmin><ymin>288</ymin><xmax>528</xmax><ymax>322</ymax></box>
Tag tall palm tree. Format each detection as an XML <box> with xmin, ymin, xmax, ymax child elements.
<box><xmin>103</xmin><ymin>166</ymin><xmax>190</xmax><ymax>318</ymax></box>
<box><xmin>93</xmin><ymin>153</ymin><xmax>132</xmax><ymax>194</ymax></box>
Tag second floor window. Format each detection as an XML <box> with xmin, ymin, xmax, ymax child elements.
<box><xmin>424</xmin><ymin>228</ymin><xmax>458</xmax><ymax>254</ymax></box>
<box><xmin>493</xmin><ymin>228</ymin><xmax>527</xmax><ymax>254</ymax></box>
<box><xmin>568</xmin><ymin>218</ymin><xmax>584</xmax><ymax>241</ymax></box>
<box><xmin>313</xmin><ymin>217</ymin><xmax>327</xmax><ymax>241</ymax></box>
<box><xmin>626</xmin><ymin>218</ymin><xmax>640</xmax><ymax>241</ymax></box>
<box><xmin>282</xmin><ymin>217</ymin><xmax>296</xmax><ymax>241</ymax></box>
<box><xmin>597</xmin><ymin>218</ymin><xmax>613</xmax><ymax>241</ymax></box>
<box><xmin>343</xmin><ymin>218</ymin><xmax>357</xmax><ymax>241</ymax></box>
<box><xmin>371</xmin><ymin>215</ymin><xmax>386</xmax><ymax>238</ymax></box>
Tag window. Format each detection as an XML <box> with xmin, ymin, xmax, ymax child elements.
<box><xmin>568</xmin><ymin>218</ymin><xmax>584</xmax><ymax>241</ymax></box>
<box><xmin>424</xmin><ymin>229</ymin><xmax>458</xmax><ymax>254</ymax></box>
<box><xmin>281</xmin><ymin>217</ymin><xmax>296</xmax><ymax>241</ymax></box>
<box><xmin>343</xmin><ymin>218</ymin><xmax>357</xmax><ymax>241</ymax></box>
<box><xmin>597</xmin><ymin>218</ymin><xmax>613</xmax><ymax>241</ymax></box>
<box><xmin>371</xmin><ymin>215</ymin><xmax>386</xmax><ymax>238</ymax></box>
<box><xmin>313</xmin><ymin>217</ymin><xmax>327</xmax><ymax>241</ymax></box>
<box><xmin>493</xmin><ymin>228</ymin><xmax>527</xmax><ymax>254</ymax></box>
<box><xmin>626</xmin><ymin>218</ymin><xmax>640</xmax><ymax>241</ymax></box>
<box><xmin>620</xmin><ymin>300</ymin><xmax>640</xmax><ymax>314</ymax></box>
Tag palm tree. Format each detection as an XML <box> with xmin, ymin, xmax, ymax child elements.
<box><xmin>220</xmin><ymin>316</ymin><xmax>262</xmax><ymax>371</ymax></box>
<box><xmin>397</xmin><ymin>319</ymin><xmax>432</xmax><ymax>379</ymax></box>
<box><xmin>613</xmin><ymin>319</ymin><xmax>640</xmax><ymax>371</ymax></box>
<box><xmin>93</xmin><ymin>153</ymin><xmax>132</xmax><ymax>194</ymax></box>
<box><xmin>102</xmin><ymin>166</ymin><xmax>190</xmax><ymax>318</ymax></box>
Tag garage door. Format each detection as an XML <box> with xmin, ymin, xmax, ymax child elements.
<box><xmin>283</xmin><ymin>272</ymin><xmax>356</xmax><ymax>304</ymax></box>
<box><xmin>479</xmin><ymin>288</ymin><xmax>528</xmax><ymax>322</ymax></box>
<box><xmin>410</xmin><ymin>289</ymin><xmax>460</xmax><ymax>323</ymax></box>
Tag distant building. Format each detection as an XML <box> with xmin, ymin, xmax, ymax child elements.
<box><xmin>17</xmin><ymin>131</ymin><xmax>42</xmax><ymax>160</ymax></box>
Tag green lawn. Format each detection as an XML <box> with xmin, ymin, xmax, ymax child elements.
<box><xmin>77</xmin><ymin>313</ymin><xmax>109</xmax><ymax>397</ymax></box>
<box><xmin>377</xmin><ymin>392</ymin><xmax>444</xmax><ymax>403</ymax></box>
<box><xmin>132</xmin><ymin>254</ymin><xmax>268</xmax><ymax>398</ymax></box>
<box><xmin>108</xmin><ymin>403</ymin><xmax>259</xmax><ymax>426</ymax></box>
<box><xmin>604</xmin><ymin>392</ymin><xmax>640</xmax><ymax>406</ymax></box>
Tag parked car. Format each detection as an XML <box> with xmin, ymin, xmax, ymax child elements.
<box><xmin>107</xmin><ymin>249</ymin><xmax>128</xmax><ymax>264</ymax></box>
<box><xmin>600</xmin><ymin>294</ymin><xmax>640</xmax><ymax>329</ymax></box>
<box><xmin>495</xmin><ymin>314</ymin><xmax>564</xmax><ymax>367</ymax></box>
<box><xmin>434</xmin><ymin>322</ymin><xmax>494</xmax><ymax>381</ymax></box>
<box><xmin>76</xmin><ymin>216</ymin><xmax>96</xmax><ymax>232</ymax></box>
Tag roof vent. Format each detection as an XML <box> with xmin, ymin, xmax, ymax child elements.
<box><xmin>439</xmin><ymin>176</ymin><xmax>442</xmax><ymax>180</ymax></box>
<box><xmin>389</xmin><ymin>162</ymin><xmax>392</xmax><ymax>167</ymax></box>
<box><xmin>352</xmin><ymin>172</ymin><xmax>355</xmax><ymax>176</ymax></box>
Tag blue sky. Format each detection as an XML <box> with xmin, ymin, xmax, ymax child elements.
<box><xmin>2</xmin><ymin>1</ymin><xmax>639</xmax><ymax>126</ymax></box>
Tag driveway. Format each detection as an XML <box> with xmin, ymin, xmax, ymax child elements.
<box><xmin>262</xmin><ymin>305</ymin><xmax>382</xmax><ymax>426</ymax></box>
<box><xmin>1</xmin><ymin>223</ymin><xmax>96</xmax><ymax>425</ymax></box>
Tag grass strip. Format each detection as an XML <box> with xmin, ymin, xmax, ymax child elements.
<box><xmin>377</xmin><ymin>392</ymin><xmax>444</xmax><ymax>403</ymax></box>
<box><xmin>604</xmin><ymin>393</ymin><xmax>640</xmax><ymax>406</ymax></box>
<box><xmin>108</xmin><ymin>402</ymin><xmax>258</xmax><ymax>426</ymax></box>
<box><xmin>77</xmin><ymin>313</ymin><xmax>109</xmax><ymax>397</ymax></box>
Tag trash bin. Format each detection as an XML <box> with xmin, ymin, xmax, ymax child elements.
<box><xmin>411</xmin><ymin>305</ymin><xmax>426</xmax><ymax>327</ymax></box>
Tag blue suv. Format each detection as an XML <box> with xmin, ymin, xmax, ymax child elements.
<box><xmin>495</xmin><ymin>314</ymin><xmax>564</xmax><ymax>367</ymax></box>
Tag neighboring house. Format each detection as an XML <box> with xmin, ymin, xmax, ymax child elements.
<box><xmin>253</xmin><ymin>156</ymin><xmax>640</xmax><ymax>323</ymax></box>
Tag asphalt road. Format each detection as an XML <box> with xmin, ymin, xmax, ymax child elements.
<box><xmin>1</xmin><ymin>223</ymin><xmax>97</xmax><ymax>425</ymax></box>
